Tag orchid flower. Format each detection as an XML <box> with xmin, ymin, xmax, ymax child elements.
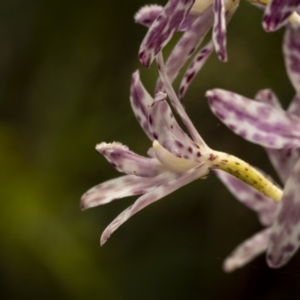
<box><xmin>81</xmin><ymin>51</ymin><xmax>281</xmax><ymax>247</ymax></box>
<box><xmin>206</xmin><ymin>25</ymin><xmax>300</xmax><ymax>269</ymax></box>
<box><xmin>135</xmin><ymin>0</ymin><xmax>300</xmax><ymax>99</ymax></box>
<box><xmin>136</xmin><ymin>0</ymin><xmax>239</xmax><ymax>98</ymax></box>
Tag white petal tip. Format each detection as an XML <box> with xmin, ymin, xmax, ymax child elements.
<box><xmin>95</xmin><ymin>142</ymin><xmax>129</xmax><ymax>154</ymax></box>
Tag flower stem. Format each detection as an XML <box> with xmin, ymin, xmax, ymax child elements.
<box><xmin>210</xmin><ymin>150</ymin><xmax>282</xmax><ymax>202</ymax></box>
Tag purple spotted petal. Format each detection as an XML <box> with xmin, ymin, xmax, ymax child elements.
<box><xmin>267</xmin><ymin>158</ymin><xmax>300</xmax><ymax>268</ymax></box>
<box><xmin>139</xmin><ymin>0</ymin><xmax>195</xmax><ymax>67</ymax></box>
<box><xmin>179</xmin><ymin>40</ymin><xmax>214</xmax><ymax>98</ymax></box>
<box><xmin>255</xmin><ymin>89</ymin><xmax>282</xmax><ymax>109</ymax></box>
<box><xmin>255</xmin><ymin>89</ymin><xmax>299</xmax><ymax>184</ymax></box>
<box><xmin>263</xmin><ymin>0</ymin><xmax>300</xmax><ymax>31</ymax></box>
<box><xmin>134</xmin><ymin>4</ymin><xmax>197</xmax><ymax>31</ymax></box>
<box><xmin>213</xmin><ymin>0</ymin><xmax>227</xmax><ymax>61</ymax></box>
<box><xmin>214</xmin><ymin>170</ymin><xmax>277</xmax><ymax>226</ymax></box>
<box><xmin>149</xmin><ymin>99</ymin><xmax>203</xmax><ymax>160</ymax></box>
<box><xmin>96</xmin><ymin>142</ymin><xmax>165</xmax><ymax>177</ymax></box>
<box><xmin>80</xmin><ymin>171</ymin><xmax>177</xmax><ymax>210</ymax></box>
<box><xmin>155</xmin><ymin>5</ymin><xmax>214</xmax><ymax>92</ymax></box>
<box><xmin>288</xmin><ymin>94</ymin><xmax>300</xmax><ymax>116</ymax></box>
<box><xmin>130</xmin><ymin>70</ymin><xmax>154</xmax><ymax>140</ymax></box>
<box><xmin>100</xmin><ymin>163</ymin><xmax>209</xmax><ymax>245</ymax></box>
<box><xmin>206</xmin><ymin>89</ymin><xmax>300</xmax><ymax>149</ymax></box>
<box><xmin>156</xmin><ymin>52</ymin><xmax>207</xmax><ymax>148</ymax></box>
<box><xmin>284</xmin><ymin>26</ymin><xmax>300</xmax><ymax>94</ymax></box>
<box><xmin>134</xmin><ymin>5</ymin><xmax>164</xmax><ymax>28</ymax></box>
<box><xmin>224</xmin><ymin>228</ymin><xmax>271</xmax><ymax>272</ymax></box>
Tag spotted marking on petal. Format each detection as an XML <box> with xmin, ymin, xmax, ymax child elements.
<box><xmin>263</xmin><ymin>0</ymin><xmax>300</xmax><ymax>31</ymax></box>
<box><xmin>155</xmin><ymin>5</ymin><xmax>214</xmax><ymax>93</ymax></box>
<box><xmin>139</xmin><ymin>0</ymin><xmax>195</xmax><ymax>67</ymax></box>
<box><xmin>100</xmin><ymin>163</ymin><xmax>210</xmax><ymax>245</ymax></box>
<box><xmin>134</xmin><ymin>5</ymin><xmax>163</xmax><ymax>27</ymax></box>
<box><xmin>255</xmin><ymin>89</ymin><xmax>299</xmax><ymax>184</ymax></box>
<box><xmin>96</xmin><ymin>142</ymin><xmax>165</xmax><ymax>177</ymax></box>
<box><xmin>284</xmin><ymin>26</ymin><xmax>300</xmax><ymax>94</ymax></box>
<box><xmin>130</xmin><ymin>70</ymin><xmax>154</xmax><ymax>140</ymax></box>
<box><xmin>206</xmin><ymin>89</ymin><xmax>300</xmax><ymax>149</ymax></box>
<box><xmin>134</xmin><ymin>4</ymin><xmax>197</xmax><ymax>31</ymax></box>
<box><xmin>80</xmin><ymin>171</ymin><xmax>177</xmax><ymax>210</ymax></box>
<box><xmin>149</xmin><ymin>99</ymin><xmax>203</xmax><ymax>161</ymax></box>
<box><xmin>224</xmin><ymin>228</ymin><xmax>271</xmax><ymax>272</ymax></box>
<box><xmin>215</xmin><ymin>169</ymin><xmax>277</xmax><ymax>226</ymax></box>
<box><xmin>267</xmin><ymin>158</ymin><xmax>300</xmax><ymax>268</ymax></box>
<box><xmin>179</xmin><ymin>40</ymin><xmax>214</xmax><ymax>98</ymax></box>
<box><xmin>213</xmin><ymin>0</ymin><xmax>227</xmax><ymax>61</ymax></box>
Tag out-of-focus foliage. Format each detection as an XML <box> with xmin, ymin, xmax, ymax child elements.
<box><xmin>1</xmin><ymin>0</ymin><xmax>300</xmax><ymax>299</ymax></box>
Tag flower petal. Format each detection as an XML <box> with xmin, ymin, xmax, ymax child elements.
<box><xmin>130</xmin><ymin>70</ymin><xmax>154</xmax><ymax>140</ymax></box>
<box><xmin>134</xmin><ymin>4</ymin><xmax>198</xmax><ymax>31</ymax></box>
<box><xmin>96</xmin><ymin>142</ymin><xmax>165</xmax><ymax>177</ymax></box>
<box><xmin>80</xmin><ymin>171</ymin><xmax>177</xmax><ymax>210</ymax></box>
<box><xmin>213</xmin><ymin>0</ymin><xmax>227</xmax><ymax>61</ymax></box>
<box><xmin>263</xmin><ymin>0</ymin><xmax>300</xmax><ymax>31</ymax></box>
<box><xmin>223</xmin><ymin>228</ymin><xmax>271</xmax><ymax>272</ymax></box>
<box><xmin>214</xmin><ymin>170</ymin><xmax>277</xmax><ymax>226</ymax></box>
<box><xmin>179</xmin><ymin>40</ymin><xmax>214</xmax><ymax>98</ymax></box>
<box><xmin>206</xmin><ymin>89</ymin><xmax>300</xmax><ymax>149</ymax></box>
<box><xmin>149</xmin><ymin>98</ymin><xmax>204</xmax><ymax>160</ymax></box>
<box><xmin>139</xmin><ymin>0</ymin><xmax>195</xmax><ymax>67</ymax></box>
<box><xmin>255</xmin><ymin>89</ymin><xmax>281</xmax><ymax>109</ymax></box>
<box><xmin>134</xmin><ymin>4</ymin><xmax>164</xmax><ymax>28</ymax></box>
<box><xmin>267</xmin><ymin>158</ymin><xmax>300</xmax><ymax>268</ymax></box>
<box><xmin>284</xmin><ymin>26</ymin><xmax>300</xmax><ymax>94</ymax></box>
<box><xmin>156</xmin><ymin>52</ymin><xmax>208</xmax><ymax>148</ymax></box>
<box><xmin>100</xmin><ymin>163</ymin><xmax>210</xmax><ymax>245</ymax></box>
<box><xmin>155</xmin><ymin>5</ymin><xmax>214</xmax><ymax>92</ymax></box>
<box><xmin>255</xmin><ymin>89</ymin><xmax>299</xmax><ymax>184</ymax></box>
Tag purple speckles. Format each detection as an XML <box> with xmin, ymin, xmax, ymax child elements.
<box><xmin>149</xmin><ymin>115</ymin><xmax>153</xmax><ymax>125</ymax></box>
<box><xmin>175</xmin><ymin>140</ymin><xmax>184</xmax><ymax>148</ymax></box>
<box><xmin>139</xmin><ymin>0</ymin><xmax>195</xmax><ymax>67</ymax></box>
<box><xmin>186</xmin><ymin>71</ymin><xmax>195</xmax><ymax>83</ymax></box>
<box><xmin>153</xmin><ymin>133</ymin><xmax>159</xmax><ymax>140</ymax></box>
<box><xmin>263</xmin><ymin>0</ymin><xmax>300</xmax><ymax>32</ymax></box>
<box><xmin>187</xmin><ymin>147</ymin><xmax>193</xmax><ymax>153</ymax></box>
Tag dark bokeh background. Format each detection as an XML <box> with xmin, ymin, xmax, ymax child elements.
<box><xmin>1</xmin><ymin>0</ymin><xmax>300</xmax><ymax>299</ymax></box>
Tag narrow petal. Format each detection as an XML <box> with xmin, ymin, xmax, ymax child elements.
<box><xmin>255</xmin><ymin>89</ymin><xmax>282</xmax><ymax>109</ymax></box>
<box><xmin>214</xmin><ymin>170</ymin><xmax>277</xmax><ymax>226</ymax></box>
<box><xmin>223</xmin><ymin>228</ymin><xmax>271</xmax><ymax>272</ymax></box>
<box><xmin>179</xmin><ymin>40</ymin><xmax>214</xmax><ymax>98</ymax></box>
<box><xmin>130</xmin><ymin>70</ymin><xmax>154</xmax><ymax>140</ymax></box>
<box><xmin>284</xmin><ymin>26</ymin><xmax>300</xmax><ymax>94</ymax></box>
<box><xmin>134</xmin><ymin>4</ymin><xmax>197</xmax><ymax>31</ymax></box>
<box><xmin>139</xmin><ymin>0</ymin><xmax>195</xmax><ymax>67</ymax></box>
<box><xmin>263</xmin><ymin>0</ymin><xmax>300</xmax><ymax>31</ymax></box>
<box><xmin>156</xmin><ymin>52</ymin><xmax>208</xmax><ymax>148</ymax></box>
<box><xmin>155</xmin><ymin>5</ymin><xmax>214</xmax><ymax>92</ymax></box>
<box><xmin>80</xmin><ymin>171</ymin><xmax>177</xmax><ymax>210</ymax></box>
<box><xmin>96</xmin><ymin>142</ymin><xmax>165</xmax><ymax>177</ymax></box>
<box><xmin>149</xmin><ymin>99</ymin><xmax>204</xmax><ymax>160</ymax></box>
<box><xmin>255</xmin><ymin>89</ymin><xmax>299</xmax><ymax>184</ymax></box>
<box><xmin>134</xmin><ymin>5</ymin><xmax>163</xmax><ymax>27</ymax></box>
<box><xmin>100</xmin><ymin>163</ymin><xmax>210</xmax><ymax>245</ymax></box>
<box><xmin>206</xmin><ymin>89</ymin><xmax>300</xmax><ymax>149</ymax></box>
<box><xmin>213</xmin><ymin>0</ymin><xmax>227</xmax><ymax>61</ymax></box>
<box><xmin>267</xmin><ymin>158</ymin><xmax>300</xmax><ymax>268</ymax></box>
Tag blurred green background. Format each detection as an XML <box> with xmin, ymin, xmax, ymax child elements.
<box><xmin>1</xmin><ymin>0</ymin><xmax>300</xmax><ymax>299</ymax></box>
